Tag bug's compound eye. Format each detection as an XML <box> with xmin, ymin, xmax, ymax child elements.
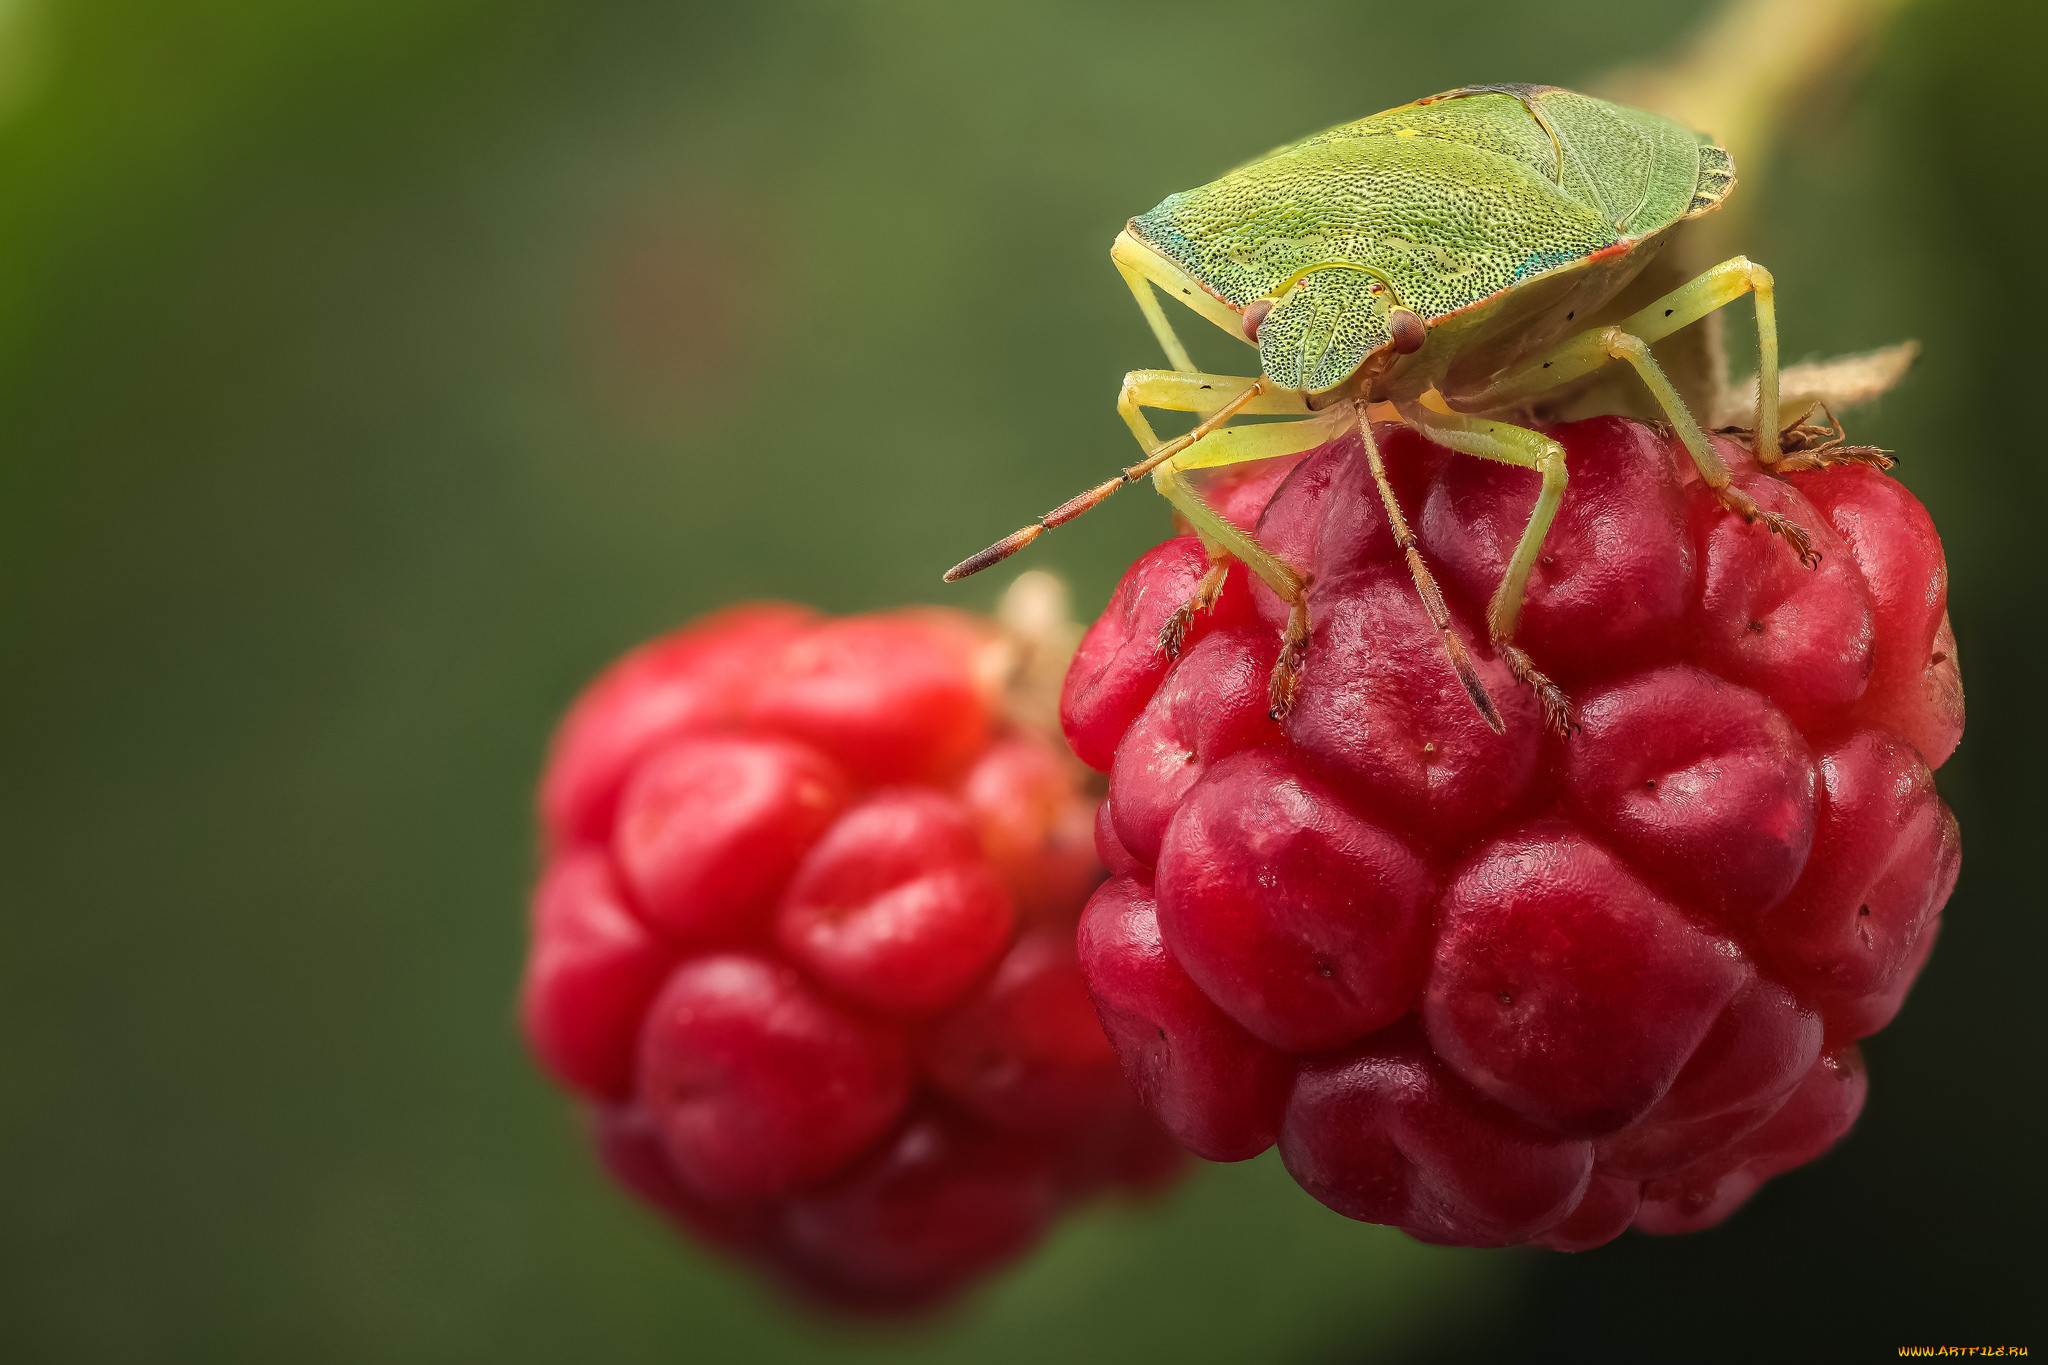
<box><xmin>1388</xmin><ymin>307</ymin><xmax>1427</xmax><ymax>355</ymax></box>
<box><xmin>1241</xmin><ymin>298</ymin><xmax>1273</xmax><ymax>341</ymax></box>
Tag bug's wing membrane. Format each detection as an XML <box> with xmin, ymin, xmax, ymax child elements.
<box><xmin>1256</xmin><ymin>268</ymin><xmax>1391</xmax><ymax>394</ymax></box>
<box><xmin>1528</xmin><ymin>89</ymin><xmax>1706</xmax><ymax>238</ymax></box>
<box><xmin>1686</xmin><ymin>142</ymin><xmax>1736</xmax><ymax>218</ymax></box>
<box><xmin>1237</xmin><ymin>87</ymin><xmax>1728</xmax><ymax>245</ymax></box>
<box><xmin>1240</xmin><ymin>91</ymin><xmax>1562</xmax><ymax>183</ymax></box>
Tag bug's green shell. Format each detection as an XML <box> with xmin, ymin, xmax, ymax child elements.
<box><xmin>1129</xmin><ymin>86</ymin><xmax>1732</xmax><ymax>394</ymax></box>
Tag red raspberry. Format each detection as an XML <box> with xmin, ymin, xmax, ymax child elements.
<box><xmin>1069</xmin><ymin>417</ymin><xmax>1960</xmax><ymax>1249</ymax></box>
<box><xmin>522</xmin><ymin>594</ymin><xmax>1177</xmax><ymax>1311</ymax></box>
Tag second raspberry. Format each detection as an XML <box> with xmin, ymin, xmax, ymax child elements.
<box><xmin>524</xmin><ymin>601</ymin><xmax>1177</xmax><ymax>1311</ymax></box>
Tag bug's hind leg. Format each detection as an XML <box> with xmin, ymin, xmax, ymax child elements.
<box><xmin>1474</xmin><ymin>256</ymin><xmax>1784</xmax><ymax>461</ymax></box>
<box><xmin>1464</xmin><ymin>255</ymin><xmax>1818</xmax><ymax>568</ymax></box>
<box><xmin>1600</xmin><ymin>330</ymin><xmax>1820</xmax><ymax>568</ymax></box>
<box><xmin>1396</xmin><ymin>402</ymin><xmax>1573</xmax><ymax>735</ymax></box>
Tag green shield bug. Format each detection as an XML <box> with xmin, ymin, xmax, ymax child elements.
<box><xmin>947</xmin><ymin>83</ymin><xmax>1864</xmax><ymax>734</ymax></box>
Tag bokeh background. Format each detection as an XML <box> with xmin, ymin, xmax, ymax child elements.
<box><xmin>1</xmin><ymin>0</ymin><xmax>2041</xmax><ymax>1359</ymax></box>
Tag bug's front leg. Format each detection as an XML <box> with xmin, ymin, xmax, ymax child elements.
<box><xmin>1135</xmin><ymin>379</ymin><xmax>1512</xmax><ymax>728</ymax></box>
<box><xmin>1115</xmin><ymin>368</ymin><xmax>1315</xmax><ymax>447</ymax></box>
<box><xmin>1116</xmin><ymin>259</ymin><xmax>1199</xmax><ymax>374</ymax></box>
<box><xmin>946</xmin><ymin>363</ymin><xmax>1338</xmax><ymax>712</ymax></box>
<box><xmin>1395</xmin><ymin>402</ymin><xmax>1571</xmax><ymax>735</ymax></box>
<box><xmin>1145</xmin><ymin>431</ymin><xmax>1322</xmax><ymax>705</ymax></box>
<box><xmin>1145</xmin><ymin>438</ymin><xmax>1316</xmax><ymax>718</ymax></box>
<box><xmin>1117</xmin><ymin>369</ymin><xmax>1342</xmax><ymax>668</ymax></box>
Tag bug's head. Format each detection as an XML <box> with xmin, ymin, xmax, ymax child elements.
<box><xmin>1116</xmin><ymin>193</ymin><xmax>1418</xmax><ymax>395</ymax></box>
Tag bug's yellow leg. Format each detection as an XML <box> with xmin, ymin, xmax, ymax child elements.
<box><xmin>1116</xmin><ymin>366</ymin><xmax>1339</xmax><ymax>647</ymax></box>
<box><xmin>1117</xmin><ymin>259</ymin><xmax>1199</xmax><ymax>374</ymax></box>
<box><xmin>1339</xmin><ymin>408</ymin><xmax>1508</xmax><ymax>734</ymax></box>
<box><xmin>1601</xmin><ymin>330</ymin><xmax>1821</xmax><ymax>568</ymax></box>
<box><xmin>1144</xmin><ymin>421</ymin><xmax>1325</xmax><ymax>596</ymax></box>
<box><xmin>950</xmin><ymin>359</ymin><xmax>1342</xmax><ymax>701</ymax></box>
<box><xmin>1396</xmin><ymin>402</ymin><xmax>1572</xmax><ymax>734</ymax></box>
<box><xmin>1116</xmin><ymin>368</ymin><xmax>1315</xmax><ymax>450</ymax></box>
<box><xmin>1475</xmin><ymin>256</ymin><xmax>1782</xmax><ymax>460</ymax></box>
<box><xmin>1458</xmin><ymin>255</ymin><xmax>1814</xmax><ymax>570</ymax></box>
<box><xmin>1146</xmin><ymin>432</ymin><xmax>1322</xmax><ymax>718</ymax></box>
<box><xmin>1126</xmin><ymin>379</ymin><xmax>1347</xmax><ymax>665</ymax></box>
<box><xmin>1133</xmin><ymin>385</ymin><xmax>1507</xmax><ymax>726</ymax></box>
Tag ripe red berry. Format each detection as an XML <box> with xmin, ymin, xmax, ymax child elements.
<box><xmin>1069</xmin><ymin>416</ymin><xmax>1961</xmax><ymax>1249</ymax></box>
<box><xmin>635</xmin><ymin>953</ymin><xmax>913</xmax><ymax>1196</ymax></box>
<box><xmin>775</xmin><ymin>789</ymin><xmax>1016</xmax><ymax>1016</ymax></box>
<box><xmin>522</xmin><ymin>596</ymin><xmax>1177</xmax><ymax>1310</ymax></box>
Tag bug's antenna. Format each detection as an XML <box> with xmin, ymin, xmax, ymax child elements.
<box><xmin>943</xmin><ymin>477</ymin><xmax>1124</xmax><ymax>582</ymax></box>
<box><xmin>944</xmin><ymin>381</ymin><xmax>1268</xmax><ymax>582</ymax></box>
<box><xmin>1353</xmin><ymin>410</ymin><xmax>1505</xmax><ymax>734</ymax></box>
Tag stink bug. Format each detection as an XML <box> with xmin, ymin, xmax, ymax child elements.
<box><xmin>947</xmin><ymin>83</ymin><xmax>1878</xmax><ymax>734</ymax></box>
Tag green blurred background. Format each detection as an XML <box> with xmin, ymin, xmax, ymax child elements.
<box><xmin>0</xmin><ymin>0</ymin><xmax>2040</xmax><ymax>1358</ymax></box>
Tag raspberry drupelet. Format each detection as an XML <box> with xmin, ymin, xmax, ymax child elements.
<box><xmin>1070</xmin><ymin>416</ymin><xmax>1960</xmax><ymax>1249</ymax></box>
<box><xmin>522</xmin><ymin>582</ymin><xmax>1179</xmax><ymax>1312</ymax></box>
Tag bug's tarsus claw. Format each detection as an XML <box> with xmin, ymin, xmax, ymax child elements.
<box><xmin>1756</xmin><ymin>509</ymin><xmax>1822</xmax><ymax>568</ymax></box>
<box><xmin>1714</xmin><ymin>486</ymin><xmax>1821</xmax><ymax>570</ymax></box>
<box><xmin>1157</xmin><ymin>606</ymin><xmax>1194</xmax><ymax>660</ymax></box>
<box><xmin>1268</xmin><ymin>600</ymin><xmax>1312</xmax><ymax>720</ymax></box>
<box><xmin>1500</xmin><ymin>642</ymin><xmax>1573</xmax><ymax>737</ymax></box>
<box><xmin>1156</xmin><ymin>561</ymin><xmax>1232</xmax><ymax>660</ymax></box>
<box><xmin>1819</xmin><ymin>442</ymin><xmax>1897</xmax><ymax>470</ymax></box>
<box><xmin>1267</xmin><ymin>658</ymin><xmax>1301</xmax><ymax>721</ymax></box>
<box><xmin>1773</xmin><ymin>443</ymin><xmax>1896</xmax><ymax>474</ymax></box>
<box><xmin>1387</xmin><ymin>542</ymin><xmax>1501</xmax><ymax>732</ymax></box>
<box><xmin>1752</xmin><ymin>404</ymin><xmax>1897</xmax><ymax>476</ymax></box>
